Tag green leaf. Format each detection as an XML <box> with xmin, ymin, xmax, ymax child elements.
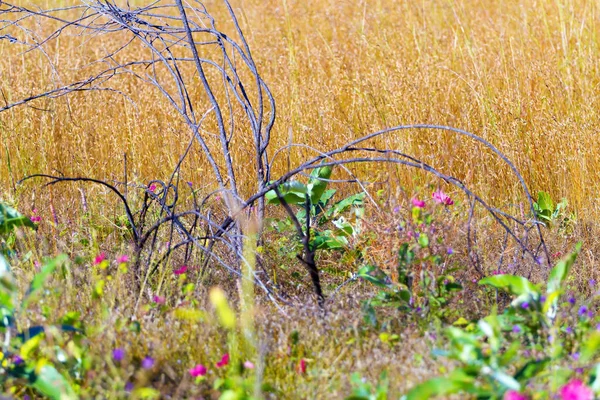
<box><xmin>490</xmin><ymin>370</ymin><xmax>520</xmax><ymax>391</ymax></box>
<box><xmin>547</xmin><ymin>243</ymin><xmax>581</xmax><ymax>294</ymax></box>
<box><xmin>514</xmin><ymin>358</ymin><xmax>550</xmax><ymax>382</ymax></box>
<box><xmin>0</xmin><ymin>203</ymin><xmax>36</xmax><ymax>235</ymax></box>
<box><xmin>536</xmin><ymin>191</ymin><xmax>554</xmax><ymax>213</ymax></box>
<box><xmin>32</xmin><ymin>364</ymin><xmax>77</xmax><ymax>400</ymax></box>
<box><xmin>22</xmin><ymin>255</ymin><xmax>68</xmax><ymax>310</ymax></box>
<box><xmin>308</xmin><ymin>165</ymin><xmax>333</xmax><ymax>205</ymax></box>
<box><xmin>322</xmin><ymin>192</ymin><xmax>366</xmax><ymax>221</ymax></box>
<box><xmin>405</xmin><ymin>369</ymin><xmax>475</xmax><ymax>400</ymax></box>
<box><xmin>479</xmin><ymin>275</ymin><xmax>539</xmax><ymax>297</ymax></box>
<box><xmin>581</xmin><ymin>331</ymin><xmax>600</xmax><ymax>363</ymax></box>
<box><xmin>265</xmin><ymin>181</ymin><xmax>308</xmax><ymax>206</ymax></box>
<box><xmin>357</xmin><ymin>265</ymin><xmax>391</xmax><ymax>288</ymax></box>
<box><xmin>418</xmin><ymin>233</ymin><xmax>429</xmax><ymax>248</ymax></box>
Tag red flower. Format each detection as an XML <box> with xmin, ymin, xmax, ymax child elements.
<box><xmin>216</xmin><ymin>353</ymin><xmax>229</xmax><ymax>368</ymax></box>
<box><xmin>297</xmin><ymin>359</ymin><xmax>307</xmax><ymax>374</ymax></box>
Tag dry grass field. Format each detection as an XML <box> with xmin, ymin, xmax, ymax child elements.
<box><xmin>0</xmin><ymin>0</ymin><xmax>600</xmax><ymax>398</ymax></box>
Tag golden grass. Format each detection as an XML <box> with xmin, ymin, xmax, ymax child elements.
<box><xmin>1</xmin><ymin>0</ymin><xmax>599</xmax><ymax>216</ymax></box>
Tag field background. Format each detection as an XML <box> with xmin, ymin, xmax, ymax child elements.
<box><xmin>1</xmin><ymin>0</ymin><xmax>599</xmax><ymax>213</ymax></box>
<box><xmin>1</xmin><ymin>0</ymin><xmax>600</xmax><ymax>397</ymax></box>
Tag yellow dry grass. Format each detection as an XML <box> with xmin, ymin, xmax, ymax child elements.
<box><xmin>0</xmin><ymin>0</ymin><xmax>599</xmax><ymax>217</ymax></box>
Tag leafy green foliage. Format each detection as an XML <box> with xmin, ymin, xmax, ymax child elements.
<box><xmin>405</xmin><ymin>244</ymin><xmax>600</xmax><ymax>399</ymax></box>
<box><xmin>0</xmin><ymin>203</ymin><xmax>36</xmax><ymax>235</ymax></box>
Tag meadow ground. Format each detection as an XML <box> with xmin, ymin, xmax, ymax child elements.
<box><xmin>0</xmin><ymin>0</ymin><xmax>600</xmax><ymax>398</ymax></box>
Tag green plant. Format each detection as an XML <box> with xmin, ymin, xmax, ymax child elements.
<box><xmin>346</xmin><ymin>371</ymin><xmax>390</xmax><ymax>400</ymax></box>
<box><xmin>0</xmin><ymin>203</ymin><xmax>78</xmax><ymax>399</ymax></box>
<box><xmin>533</xmin><ymin>191</ymin><xmax>576</xmax><ymax>234</ymax></box>
<box><xmin>266</xmin><ymin>165</ymin><xmax>366</xmax><ymax>251</ymax></box>
<box><xmin>358</xmin><ymin>196</ymin><xmax>462</xmax><ymax>326</ymax></box>
<box><xmin>404</xmin><ymin>243</ymin><xmax>600</xmax><ymax>399</ymax></box>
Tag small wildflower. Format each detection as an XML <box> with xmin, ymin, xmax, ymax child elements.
<box><xmin>113</xmin><ymin>348</ymin><xmax>125</xmax><ymax>362</ymax></box>
<box><xmin>552</xmin><ymin>251</ymin><xmax>563</xmax><ymax>259</ymax></box>
<box><xmin>512</xmin><ymin>325</ymin><xmax>521</xmax><ymax>334</ymax></box>
<box><xmin>535</xmin><ymin>256</ymin><xmax>543</xmax><ymax>265</ymax></box>
<box><xmin>540</xmin><ymin>295</ymin><xmax>547</xmax><ymax>303</ymax></box>
<box><xmin>411</xmin><ymin>198</ymin><xmax>426</xmax><ymax>208</ymax></box>
<box><xmin>94</xmin><ymin>253</ymin><xmax>106</xmax><ymax>265</ymax></box>
<box><xmin>141</xmin><ymin>357</ymin><xmax>154</xmax><ymax>369</ymax></box>
<box><xmin>297</xmin><ymin>358</ymin><xmax>307</xmax><ymax>374</ymax></box>
<box><xmin>589</xmin><ymin>279</ymin><xmax>596</xmax><ymax>287</ymax></box>
<box><xmin>559</xmin><ymin>379</ymin><xmax>593</xmax><ymax>400</ymax></box>
<box><xmin>216</xmin><ymin>353</ymin><xmax>229</xmax><ymax>368</ymax></box>
<box><xmin>189</xmin><ymin>364</ymin><xmax>207</xmax><ymax>377</ymax></box>
<box><xmin>569</xmin><ymin>296</ymin><xmax>576</xmax><ymax>305</ymax></box>
<box><xmin>447</xmin><ymin>247</ymin><xmax>454</xmax><ymax>255</ymax></box>
<box><xmin>578</xmin><ymin>306</ymin><xmax>588</xmax><ymax>317</ymax></box>
<box><xmin>504</xmin><ymin>390</ymin><xmax>528</xmax><ymax>400</ymax></box>
<box><xmin>565</xmin><ymin>326</ymin><xmax>573</xmax><ymax>334</ymax></box>
<box><xmin>521</xmin><ymin>302</ymin><xmax>529</xmax><ymax>309</ymax></box>
<box><xmin>472</xmin><ymin>279</ymin><xmax>477</xmax><ymax>283</ymax></box>
<box><xmin>587</xmin><ymin>310</ymin><xmax>594</xmax><ymax>318</ymax></box>
<box><xmin>243</xmin><ymin>361</ymin><xmax>255</xmax><ymax>370</ymax></box>
<box><xmin>148</xmin><ymin>184</ymin><xmax>157</xmax><ymax>192</ymax></box>
<box><xmin>432</xmin><ymin>189</ymin><xmax>454</xmax><ymax>206</ymax></box>
<box><xmin>571</xmin><ymin>352</ymin><xmax>580</xmax><ymax>361</ymax></box>
<box><xmin>125</xmin><ymin>382</ymin><xmax>134</xmax><ymax>392</ymax></box>
<box><xmin>393</xmin><ymin>206</ymin><xmax>400</xmax><ymax>213</ymax></box>
<box><xmin>187</xmin><ymin>181</ymin><xmax>193</xmax><ymax>188</ymax></box>
<box><xmin>174</xmin><ymin>266</ymin><xmax>188</xmax><ymax>275</ymax></box>
<box><xmin>152</xmin><ymin>295</ymin><xmax>165</xmax><ymax>304</ymax></box>
<box><xmin>117</xmin><ymin>255</ymin><xmax>129</xmax><ymax>263</ymax></box>
<box><xmin>13</xmin><ymin>355</ymin><xmax>23</xmax><ymax>364</ymax></box>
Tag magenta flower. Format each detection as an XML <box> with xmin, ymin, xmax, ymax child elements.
<box><xmin>243</xmin><ymin>361</ymin><xmax>255</xmax><ymax>370</ymax></box>
<box><xmin>117</xmin><ymin>255</ymin><xmax>129</xmax><ymax>263</ymax></box>
<box><xmin>216</xmin><ymin>353</ymin><xmax>229</xmax><ymax>368</ymax></box>
<box><xmin>432</xmin><ymin>189</ymin><xmax>454</xmax><ymax>205</ymax></box>
<box><xmin>152</xmin><ymin>295</ymin><xmax>165</xmax><ymax>304</ymax></box>
<box><xmin>504</xmin><ymin>391</ymin><xmax>528</xmax><ymax>400</ymax></box>
<box><xmin>189</xmin><ymin>364</ymin><xmax>207</xmax><ymax>377</ymax></box>
<box><xmin>94</xmin><ymin>253</ymin><xmax>106</xmax><ymax>265</ymax></box>
<box><xmin>30</xmin><ymin>209</ymin><xmax>41</xmax><ymax>223</ymax></box>
<box><xmin>148</xmin><ymin>184</ymin><xmax>157</xmax><ymax>192</ymax></box>
<box><xmin>411</xmin><ymin>198</ymin><xmax>426</xmax><ymax>208</ymax></box>
<box><xmin>559</xmin><ymin>379</ymin><xmax>593</xmax><ymax>400</ymax></box>
<box><xmin>174</xmin><ymin>266</ymin><xmax>188</xmax><ymax>275</ymax></box>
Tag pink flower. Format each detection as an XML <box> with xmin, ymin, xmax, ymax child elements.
<box><xmin>432</xmin><ymin>189</ymin><xmax>454</xmax><ymax>206</ymax></box>
<box><xmin>411</xmin><ymin>198</ymin><xmax>426</xmax><ymax>208</ymax></box>
<box><xmin>243</xmin><ymin>361</ymin><xmax>255</xmax><ymax>370</ymax></box>
<box><xmin>117</xmin><ymin>255</ymin><xmax>129</xmax><ymax>263</ymax></box>
<box><xmin>560</xmin><ymin>379</ymin><xmax>593</xmax><ymax>400</ymax></box>
<box><xmin>148</xmin><ymin>184</ymin><xmax>157</xmax><ymax>192</ymax></box>
<box><xmin>152</xmin><ymin>295</ymin><xmax>165</xmax><ymax>304</ymax></box>
<box><xmin>504</xmin><ymin>391</ymin><xmax>528</xmax><ymax>400</ymax></box>
<box><xmin>216</xmin><ymin>353</ymin><xmax>229</xmax><ymax>368</ymax></box>
<box><xmin>297</xmin><ymin>359</ymin><xmax>307</xmax><ymax>374</ymax></box>
<box><xmin>94</xmin><ymin>253</ymin><xmax>106</xmax><ymax>265</ymax></box>
<box><xmin>174</xmin><ymin>266</ymin><xmax>188</xmax><ymax>275</ymax></box>
<box><xmin>189</xmin><ymin>364</ymin><xmax>207</xmax><ymax>377</ymax></box>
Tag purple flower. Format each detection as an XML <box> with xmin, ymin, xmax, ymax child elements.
<box><xmin>447</xmin><ymin>247</ymin><xmax>454</xmax><ymax>255</ymax></box>
<box><xmin>590</xmin><ymin>279</ymin><xmax>596</xmax><ymax>287</ymax></box>
<box><xmin>572</xmin><ymin>352</ymin><xmax>580</xmax><ymax>361</ymax></box>
<box><xmin>569</xmin><ymin>296</ymin><xmax>576</xmax><ymax>305</ymax></box>
<box><xmin>142</xmin><ymin>356</ymin><xmax>154</xmax><ymax>369</ymax></box>
<box><xmin>125</xmin><ymin>382</ymin><xmax>134</xmax><ymax>392</ymax></box>
<box><xmin>187</xmin><ymin>181</ymin><xmax>193</xmax><ymax>188</ymax></box>
<box><xmin>393</xmin><ymin>206</ymin><xmax>400</xmax><ymax>213</ymax></box>
<box><xmin>521</xmin><ymin>302</ymin><xmax>530</xmax><ymax>309</ymax></box>
<box><xmin>578</xmin><ymin>306</ymin><xmax>588</xmax><ymax>317</ymax></box>
<box><xmin>540</xmin><ymin>295</ymin><xmax>547</xmax><ymax>303</ymax></box>
<box><xmin>243</xmin><ymin>361</ymin><xmax>255</xmax><ymax>370</ymax></box>
<box><xmin>512</xmin><ymin>325</ymin><xmax>522</xmax><ymax>334</ymax></box>
<box><xmin>113</xmin><ymin>348</ymin><xmax>125</xmax><ymax>362</ymax></box>
<box><xmin>588</xmin><ymin>310</ymin><xmax>594</xmax><ymax>318</ymax></box>
<box><xmin>566</xmin><ymin>326</ymin><xmax>573</xmax><ymax>334</ymax></box>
